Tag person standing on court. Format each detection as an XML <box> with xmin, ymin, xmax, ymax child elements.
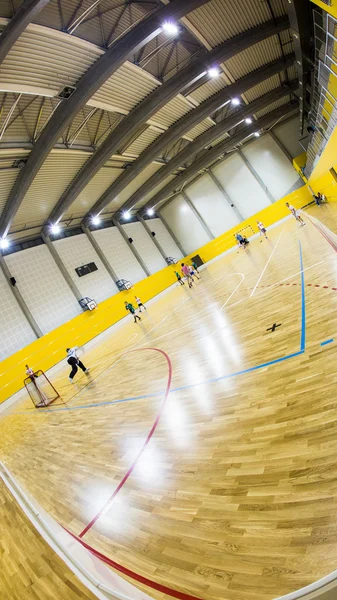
<box><xmin>181</xmin><ymin>263</ymin><xmax>193</xmax><ymax>288</ymax></box>
<box><xmin>67</xmin><ymin>347</ymin><xmax>90</xmax><ymax>382</ymax></box>
<box><xmin>286</xmin><ymin>202</ymin><xmax>305</xmax><ymax>226</ymax></box>
<box><xmin>125</xmin><ymin>301</ymin><xmax>141</xmax><ymax>323</ymax></box>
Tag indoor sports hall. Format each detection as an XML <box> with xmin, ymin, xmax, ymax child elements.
<box><xmin>1</xmin><ymin>2</ymin><xmax>337</xmax><ymax>600</ymax></box>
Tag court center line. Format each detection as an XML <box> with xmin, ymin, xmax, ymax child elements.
<box><xmin>250</xmin><ymin>229</ymin><xmax>284</xmax><ymax>296</ymax></box>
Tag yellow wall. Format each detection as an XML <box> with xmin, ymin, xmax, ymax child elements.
<box><xmin>0</xmin><ymin>185</ymin><xmax>312</xmax><ymax>405</ymax></box>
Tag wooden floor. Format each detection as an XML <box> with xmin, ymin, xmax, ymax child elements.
<box><xmin>0</xmin><ymin>479</ymin><xmax>98</xmax><ymax>600</ymax></box>
<box><xmin>2</xmin><ymin>203</ymin><xmax>337</xmax><ymax>600</ymax></box>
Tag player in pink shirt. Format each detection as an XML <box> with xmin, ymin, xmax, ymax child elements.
<box><xmin>181</xmin><ymin>263</ymin><xmax>193</xmax><ymax>288</ymax></box>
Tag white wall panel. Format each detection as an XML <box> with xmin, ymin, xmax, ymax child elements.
<box><xmin>0</xmin><ymin>268</ymin><xmax>36</xmax><ymax>361</ymax></box>
<box><xmin>148</xmin><ymin>218</ymin><xmax>183</xmax><ymax>259</ymax></box>
<box><xmin>123</xmin><ymin>222</ymin><xmax>166</xmax><ymax>274</ymax></box>
<box><xmin>186</xmin><ymin>174</ymin><xmax>240</xmax><ymax>236</ymax></box>
<box><xmin>92</xmin><ymin>226</ymin><xmax>145</xmax><ymax>284</ymax></box>
<box><xmin>242</xmin><ymin>134</ymin><xmax>300</xmax><ymax>199</ymax></box>
<box><xmin>212</xmin><ymin>154</ymin><xmax>271</xmax><ymax>219</ymax></box>
<box><xmin>5</xmin><ymin>245</ymin><xmax>80</xmax><ymax>334</ymax></box>
<box><xmin>273</xmin><ymin>118</ymin><xmax>303</xmax><ymax>158</ymax></box>
<box><xmin>53</xmin><ymin>234</ymin><xmax>116</xmax><ymax>303</ymax></box>
<box><xmin>160</xmin><ymin>195</ymin><xmax>209</xmax><ymax>255</ymax></box>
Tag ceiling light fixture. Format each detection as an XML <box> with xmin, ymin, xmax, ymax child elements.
<box><xmin>147</xmin><ymin>208</ymin><xmax>154</xmax><ymax>216</ymax></box>
<box><xmin>245</xmin><ymin>117</ymin><xmax>252</xmax><ymax>124</ymax></box>
<box><xmin>231</xmin><ymin>97</ymin><xmax>240</xmax><ymax>106</ymax></box>
<box><xmin>162</xmin><ymin>21</ymin><xmax>179</xmax><ymax>36</ymax></box>
<box><xmin>51</xmin><ymin>223</ymin><xmax>60</xmax><ymax>234</ymax></box>
<box><xmin>92</xmin><ymin>216</ymin><xmax>101</xmax><ymax>226</ymax></box>
<box><xmin>123</xmin><ymin>211</ymin><xmax>131</xmax><ymax>220</ymax></box>
<box><xmin>0</xmin><ymin>238</ymin><xmax>9</xmax><ymax>250</ymax></box>
<box><xmin>208</xmin><ymin>67</ymin><xmax>220</xmax><ymax>78</ymax></box>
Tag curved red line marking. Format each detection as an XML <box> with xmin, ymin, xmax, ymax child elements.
<box><xmin>79</xmin><ymin>347</ymin><xmax>172</xmax><ymax>538</ymax></box>
<box><xmin>64</xmin><ymin>527</ymin><xmax>203</xmax><ymax>600</ymax></box>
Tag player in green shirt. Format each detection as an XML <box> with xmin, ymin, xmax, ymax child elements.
<box><xmin>174</xmin><ymin>270</ymin><xmax>184</xmax><ymax>286</ymax></box>
<box><xmin>125</xmin><ymin>301</ymin><xmax>141</xmax><ymax>323</ymax></box>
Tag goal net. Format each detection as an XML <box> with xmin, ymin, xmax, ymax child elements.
<box><xmin>235</xmin><ymin>225</ymin><xmax>255</xmax><ymax>239</ymax></box>
<box><xmin>24</xmin><ymin>370</ymin><xmax>60</xmax><ymax>408</ymax></box>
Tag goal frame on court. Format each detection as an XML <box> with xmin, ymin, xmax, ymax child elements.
<box><xmin>24</xmin><ymin>370</ymin><xmax>60</xmax><ymax>408</ymax></box>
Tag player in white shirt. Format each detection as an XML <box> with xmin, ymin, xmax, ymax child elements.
<box><xmin>134</xmin><ymin>296</ymin><xmax>146</xmax><ymax>312</ymax></box>
<box><xmin>66</xmin><ymin>347</ymin><xmax>90</xmax><ymax>382</ymax></box>
<box><xmin>257</xmin><ymin>220</ymin><xmax>268</xmax><ymax>239</ymax></box>
<box><xmin>286</xmin><ymin>202</ymin><xmax>305</xmax><ymax>226</ymax></box>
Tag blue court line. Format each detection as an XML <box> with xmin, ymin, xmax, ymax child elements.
<box><xmin>320</xmin><ymin>338</ymin><xmax>334</xmax><ymax>347</ymax></box>
<box><xmin>299</xmin><ymin>240</ymin><xmax>306</xmax><ymax>351</ymax></box>
<box><xmin>10</xmin><ymin>240</ymin><xmax>307</xmax><ymax>417</ymax></box>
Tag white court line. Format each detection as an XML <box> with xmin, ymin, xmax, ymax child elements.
<box><xmin>225</xmin><ymin>259</ymin><xmax>325</xmax><ymax>311</ymax></box>
<box><xmin>134</xmin><ymin>274</ymin><xmax>245</xmax><ymax>347</ymax></box>
<box><xmin>220</xmin><ymin>273</ymin><xmax>245</xmax><ymax>310</ymax></box>
<box><xmin>250</xmin><ymin>229</ymin><xmax>284</xmax><ymax>297</ymax></box>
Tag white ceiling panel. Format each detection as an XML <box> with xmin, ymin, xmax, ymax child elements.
<box><xmin>0</xmin><ymin>20</ymin><xmax>102</xmax><ymax>96</ymax></box>
<box><xmin>90</xmin><ymin>62</ymin><xmax>160</xmax><ymax>114</ymax></box>
<box><xmin>187</xmin><ymin>0</ymin><xmax>271</xmax><ymax>48</ymax></box>
<box><xmin>103</xmin><ymin>163</ymin><xmax>163</xmax><ymax>212</ymax></box>
<box><xmin>12</xmin><ymin>151</ymin><xmax>90</xmax><ymax>230</ymax></box>
<box><xmin>64</xmin><ymin>166</ymin><xmax>123</xmax><ymax>219</ymax></box>
<box><xmin>150</xmin><ymin>95</ymin><xmax>195</xmax><ymax>129</ymax></box>
<box><xmin>123</xmin><ymin>126</ymin><xmax>163</xmax><ymax>158</ymax></box>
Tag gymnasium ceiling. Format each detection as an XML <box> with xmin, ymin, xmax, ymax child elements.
<box><xmin>0</xmin><ymin>0</ymin><xmax>300</xmax><ymax>242</ymax></box>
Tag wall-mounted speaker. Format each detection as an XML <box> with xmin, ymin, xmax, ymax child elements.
<box><xmin>128</xmin><ymin>237</ymin><xmax>133</xmax><ymax>244</ymax></box>
<box><xmin>10</xmin><ymin>276</ymin><xmax>16</xmax><ymax>286</ymax></box>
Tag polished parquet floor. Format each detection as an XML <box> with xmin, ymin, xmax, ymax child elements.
<box><xmin>0</xmin><ymin>479</ymin><xmax>98</xmax><ymax>600</ymax></box>
<box><xmin>2</xmin><ymin>203</ymin><xmax>337</xmax><ymax>600</ymax></box>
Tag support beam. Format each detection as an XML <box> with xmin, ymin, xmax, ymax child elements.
<box><xmin>157</xmin><ymin>212</ymin><xmax>187</xmax><ymax>257</ymax></box>
<box><xmin>0</xmin><ymin>0</ymin><xmax>210</xmax><ymax>239</ymax></box>
<box><xmin>137</xmin><ymin>215</ymin><xmax>168</xmax><ymax>263</ymax></box>
<box><xmin>0</xmin><ymin>0</ymin><xmax>51</xmax><ymax>67</ymax></box>
<box><xmin>144</xmin><ymin>103</ymin><xmax>298</xmax><ymax>211</ymax></box>
<box><xmin>237</xmin><ymin>149</ymin><xmax>276</xmax><ymax>204</ymax></box>
<box><xmin>121</xmin><ymin>81</ymin><xmax>297</xmax><ymax>216</ymax></box>
<box><xmin>42</xmin><ymin>233</ymin><xmax>82</xmax><ymax>302</ymax></box>
<box><xmin>81</xmin><ymin>225</ymin><xmax>119</xmax><ymax>286</ymax></box>
<box><xmin>45</xmin><ymin>17</ymin><xmax>290</xmax><ymax>227</ymax></box>
<box><xmin>207</xmin><ymin>169</ymin><xmax>244</xmax><ymax>222</ymax></box>
<box><xmin>0</xmin><ymin>252</ymin><xmax>42</xmax><ymax>338</ymax></box>
<box><xmin>92</xmin><ymin>54</ymin><xmax>295</xmax><ymax>219</ymax></box>
<box><xmin>269</xmin><ymin>129</ymin><xmax>294</xmax><ymax>164</ymax></box>
<box><xmin>112</xmin><ymin>218</ymin><xmax>150</xmax><ymax>277</ymax></box>
<box><xmin>181</xmin><ymin>191</ymin><xmax>214</xmax><ymax>240</ymax></box>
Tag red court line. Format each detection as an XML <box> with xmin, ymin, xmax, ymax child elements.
<box><xmin>79</xmin><ymin>347</ymin><xmax>172</xmax><ymax>538</ymax></box>
<box><xmin>65</xmin><ymin>527</ymin><xmax>203</xmax><ymax>600</ymax></box>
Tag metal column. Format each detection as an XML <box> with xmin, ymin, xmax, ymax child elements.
<box><xmin>137</xmin><ymin>214</ymin><xmax>168</xmax><ymax>263</ymax></box>
<box><xmin>269</xmin><ymin>130</ymin><xmax>294</xmax><ymax>164</ymax></box>
<box><xmin>0</xmin><ymin>252</ymin><xmax>42</xmax><ymax>338</ymax></box>
<box><xmin>157</xmin><ymin>212</ymin><xmax>187</xmax><ymax>257</ymax></box>
<box><xmin>81</xmin><ymin>225</ymin><xmax>119</xmax><ymax>287</ymax></box>
<box><xmin>42</xmin><ymin>233</ymin><xmax>82</xmax><ymax>301</ymax></box>
<box><xmin>181</xmin><ymin>190</ymin><xmax>215</xmax><ymax>239</ymax></box>
<box><xmin>237</xmin><ymin>148</ymin><xmax>276</xmax><ymax>203</ymax></box>
<box><xmin>208</xmin><ymin>169</ymin><xmax>244</xmax><ymax>221</ymax></box>
<box><xmin>112</xmin><ymin>218</ymin><xmax>150</xmax><ymax>277</ymax></box>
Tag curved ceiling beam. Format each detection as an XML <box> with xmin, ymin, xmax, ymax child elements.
<box><xmin>115</xmin><ymin>81</ymin><xmax>298</xmax><ymax>217</ymax></box>
<box><xmin>139</xmin><ymin>102</ymin><xmax>299</xmax><ymax>214</ymax></box>
<box><xmin>0</xmin><ymin>0</ymin><xmax>51</xmax><ymax>66</ymax></box>
<box><xmin>0</xmin><ymin>0</ymin><xmax>210</xmax><ymax>238</ymax></box>
<box><xmin>89</xmin><ymin>54</ymin><xmax>295</xmax><ymax>219</ymax></box>
<box><xmin>45</xmin><ymin>15</ymin><xmax>290</xmax><ymax>229</ymax></box>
